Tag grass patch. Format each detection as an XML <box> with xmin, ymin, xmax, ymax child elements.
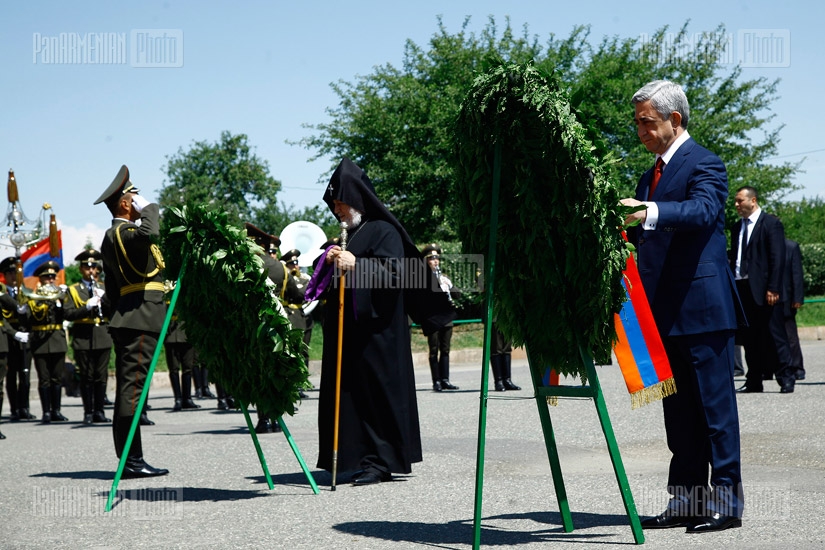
<box><xmin>797</xmin><ymin>296</ymin><xmax>825</xmax><ymax>326</ymax></box>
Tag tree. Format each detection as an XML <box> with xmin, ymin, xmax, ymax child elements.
<box><xmin>298</xmin><ymin>18</ymin><xmax>800</xmax><ymax>241</ymax></box>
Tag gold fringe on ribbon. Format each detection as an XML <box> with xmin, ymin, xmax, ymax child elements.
<box><xmin>546</xmin><ymin>396</ymin><xmax>559</xmax><ymax>407</ymax></box>
<box><xmin>630</xmin><ymin>376</ymin><xmax>677</xmax><ymax>409</ymax></box>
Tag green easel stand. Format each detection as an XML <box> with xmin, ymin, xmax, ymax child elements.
<box><xmin>105</xmin><ymin>265</ymin><xmax>318</xmax><ymax>512</ymax></box>
<box><xmin>471</xmin><ymin>145</ymin><xmax>644</xmax><ymax>546</ymax></box>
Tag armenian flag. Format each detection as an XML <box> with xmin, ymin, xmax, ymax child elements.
<box><xmin>21</xmin><ymin>231</ymin><xmax>64</xmax><ymax>287</ymax></box>
<box><xmin>612</xmin><ymin>250</ymin><xmax>676</xmax><ymax>409</ymax></box>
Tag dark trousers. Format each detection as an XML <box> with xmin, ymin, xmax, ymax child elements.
<box><xmin>736</xmin><ymin>279</ymin><xmax>789</xmax><ymax>389</ymax></box>
<box><xmin>111</xmin><ymin>328</ymin><xmax>159</xmax><ymax>459</ymax></box>
<box><xmin>427</xmin><ymin>325</ymin><xmax>452</xmax><ymax>381</ymax></box>
<box><xmin>74</xmin><ymin>348</ymin><xmax>111</xmax><ymax>386</ymax></box>
<box><xmin>662</xmin><ymin>331</ymin><xmax>743</xmax><ymax>518</ymax></box>
<box><xmin>34</xmin><ymin>352</ymin><xmax>65</xmax><ymax>389</ymax></box>
<box><xmin>784</xmin><ymin>313</ymin><xmax>804</xmax><ymax>376</ymax></box>
<box><xmin>5</xmin><ymin>341</ymin><xmax>32</xmax><ymax>413</ymax></box>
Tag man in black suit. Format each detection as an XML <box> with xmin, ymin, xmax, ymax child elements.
<box><xmin>730</xmin><ymin>186</ymin><xmax>794</xmax><ymax>393</ymax></box>
<box><xmin>782</xmin><ymin>239</ymin><xmax>805</xmax><ymax>380</ymax></box>
<box><xmin>95</xmin><ymin>165</ymin><xmax>168</xmax><ymax>478</ymax></box>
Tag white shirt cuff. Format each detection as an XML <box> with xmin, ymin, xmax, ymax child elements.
<box><xmin>642</xmin><ymin>202</ymin><xmax>659</xmax><ymax>230</ymax></box>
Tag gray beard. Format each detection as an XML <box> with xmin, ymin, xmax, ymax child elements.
<box><xmin>346</xmin><ymin>208</ymin><xmax>363</xmax><ymax>229</ymax></box>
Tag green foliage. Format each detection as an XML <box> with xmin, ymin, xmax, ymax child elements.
<box><xmin>298</xmin><ymin>18</ymin><xmax>800</xmax><ymax>242</ymax></box>
<box><xmin>163</xmin><ymin>204</ymin><xmax>310</xmax><ymax>419</ymax></box>
<box><xmin>800</xmin><ymin>243</ymin><xmax>825</xmax><ymax>296</ymax></box>
<box><xmin>453</xmin><ymin>63</ymin><xmax>629</xmax><ymax>380</ymax></box>
<box><xmin>773</xmin><ymin>198</ymin><xmax>825</xmax><ymax>245</ymax></box>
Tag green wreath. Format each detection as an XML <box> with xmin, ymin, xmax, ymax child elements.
<box><xmin>453</xmin><ymin>63</ymin><xmax>629</xmax><ymax>381</ymax></box>
<box><xmin>163</xmin><ymin>205</ymin><xmax>309</xmax><ymax>419</ymax></box>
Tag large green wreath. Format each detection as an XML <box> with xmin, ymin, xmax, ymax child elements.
<box><xmin>163</xmin><ymin>205</ymin><xmax>309</xmax><ymax>419</ymax></box>
<box><xmin>453</xmin><ymin>63</ymin><xmax>629</xmax><ymax>381</ymax></box>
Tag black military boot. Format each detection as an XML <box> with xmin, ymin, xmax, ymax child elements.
<box><xmin>169</xmin><ymin>371</ymin><xmax>182</xmax><ymax>411</ymax></box>
<box><xmin>180</xmin><ymin>373</ymin><xmax>201</xmax><ymax>409</ymax></box>
<box><xmin>200</xmin><ymin>367</ymin><xmax>215</xmax><ymax>398</ymax></box>
<box><xmin>92</xmin><ymin>382</ymin><xmax>111</xmax><ymax>423</ymax></box>
<box><xmin>491</xmin><ymin>356</ymin><xmax>505</xmax><ymax>391</ymax></box>
<box><xmin>429</xmin><ymin>356</ymin><xmax>442</xmax><ymax>391</ymax></box>
<box><xmin>50</xmin><ymin>385</ymin><xmax>69</xmax><ymax>421</ymax></box>
<box><xmin>81</xmin><ymin>381</ymin><xmax>94</xmax><ymax>424</ymax></box>
<box><xmin>439</xmin><ymin>355</ymin><xmax>459</xmax><ymax>390</ymax></box>
<box><xmin>39</xmin><ymin>387</ymin><xmax>52</xmax><ymax>423</ymax></box>
<box><xmin>501</xmin><ymin>354</ymin><xmax>521</xmax><ymax>391</ymax></box>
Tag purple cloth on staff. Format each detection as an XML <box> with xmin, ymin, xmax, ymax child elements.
<box><xmin>305</xmin><ymin>245</ymin><xmax>337</xmax><ymax>301</ymax></box>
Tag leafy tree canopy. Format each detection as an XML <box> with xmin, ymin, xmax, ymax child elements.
<box><xmin>298</xmin><ymin>17</ymin><xmax>800</xmax><ymax>242</ymax></box>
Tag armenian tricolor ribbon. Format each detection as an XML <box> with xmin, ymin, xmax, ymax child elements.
<box><xmin>613</xmin><ymin>244</ymin><xmax>676</xmax><ymax>409</ymax></box>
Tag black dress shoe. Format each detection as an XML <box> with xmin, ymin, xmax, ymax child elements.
<box><xmin>172</xmin><ymin>399</ymin><xmax>182</xmax><ymax>411</ymax></box>
<box><xmin>298</xmin><ymin>389</ymin><xmax>309</xmax><ymax>399</ymax></box>
<box><xmin>92</xmin><ymin>411</ymin><xmax>111</xmax><ymax>423</ymax></box>
<box><xmin>122</xmin><ymin>458</ymin><xmax>169</xmax><ymax>478</ymax></box>
<box><xmin>685</xmin><ymin>513</ymin><xmax>741</xmax><ymax>533</ymax></box>
<box><xmin>83</xmin><ymin>413</ymin><xmax>94</xmax><ymax>425</ymax></box>
<box><xmin>41</xmin><ymin>412</ymin><xmax>51</xmax><ymax>424</ymax></box>
<box><xmin>502</xmin><ymin>379</ymin><xmax>521</xmax><ymax>391</ymax></box>
<box><xmin>217</xmin><ymin>398</ymin><xmax>229</xmax><ymax>410</ymax></box>
<box><xmin>780</xmin><ymin>384</ymin><xmax>794</xmax><ymax>394</ymax></box>
<box><xmin>10</xmin><ymin>411</ymin><xmax>20</xmax><ymax>422</ymax></box>
<box><xmin>21</xmin><ymin>409</ymin><xmax>36</xmax><ymax>420</ymax></box>
<box><xmin>351</xmin><ymin>471</ymin><xmax>390</xmax><ymax>485</ymax></box>
<box><xmin>736</xmin><ymin>385</ymin><xmax>763</xmax><ymax>393</ymax></box>
<box><xmin>225</xmin><ymin>397</ymin><xmax>237</xmax><ymax>409</ymax></box>
<box><xmin>440</xmin><ymin>379</ymin><xmax>459</xmax><ymax>390</ymax></box>
<box><xmin>51</xmin><ymin>411</ymin><xmax>68</xmax><ymax>422</ymax></box>
<box><xmin>139</xmin><ymin>413</ymin><xmax>155</xmax><ymax>426</ymax></box>
<box><xmin>795</xmin><ymin>371</ymin><xmax>806</xmax><ymax>380</ymax></box>
<box><xmin>432</xmin><ymin>381</ymin><xmax>442</xmax><ymax>392</ymax></box>
<box><xmin>640</xmin><ymin>511</ymin><xmax>697</xmax><ymax>529</ymax></box>
<box><xmin>202</xmin><ymin>388</ymin><xmax>216</xmax><ymax>399</ymax></box>
<box><xmin>0</xmin><ymin>429</ymin><xmax>5</xmax><ymax>439</ymax></box>
<box><xmin>255</xmin><ymin>419</ymin><xmax>272</xmax><ymax>434</ymax></box>
<box><xmin>181</xmin><ymin>399</ymin><xmax>201</xmax><ymax>410</ymax></box>
<box><xmin>103</xmin><ymin>396</ymin><xmax>113</xmax><ymax>407</ymax></box>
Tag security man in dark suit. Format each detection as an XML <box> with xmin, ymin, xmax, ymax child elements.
<box><xmin>1</xmin><ymin>257</ymin><xmax>35</xmax><ymax>422</ymax></box>
<box><xmin>94</xmin><ymin>165</ymin><xmax>168</xmax><ymax>478</ymax></box>
<box><xmin>781</xmin><ymin>238</ymin><xmax>805</xmax><ymax>381</ymax></box>
<box><xmin>730</xmin><ymin>187</ymin><xmax>793</xmax><ymax>393</ymax></box>
<box><xmin>63</xmin><ymin>249</ymin><xmax>113</xmax><ymax>424</ymax></box>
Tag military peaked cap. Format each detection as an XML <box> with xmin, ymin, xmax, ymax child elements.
<box><xmin>94</xmin><ymin>165</ymin><xmax>140</xmax><ymax>212</ymax></box>
<box><xmin>34</xmin><ymin>260</ymin><xmax>61</xmax><ymax>277</ymax></box>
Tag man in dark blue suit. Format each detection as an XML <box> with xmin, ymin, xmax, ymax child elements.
<box><xmin>730</xmin><ymin>188</ymin><xmax>792</xmax><ymax>393</ymax></box>
<box><xmin>782</xmin><ymin>239</ymin><xmax>805</xmax><ymax>380</ymax></box>
<box><xmin>621</xmin><ymin>80</ymin><xmax>744</xmax><ymax>533</ymax></box>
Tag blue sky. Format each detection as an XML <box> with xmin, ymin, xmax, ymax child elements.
<box><xmin>1</xmin><ymin>1</ymin><xmax>820</xmax><ymax>256</ymax></box>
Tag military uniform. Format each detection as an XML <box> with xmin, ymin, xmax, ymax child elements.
<box><xmin>1</xmin><ymin>257</ymin><xmax>35</xmax><ymax>422</ymax></box>
<box><xmin>63</xmin><ymin>249</ymin><xmax>113</xmax><ymax>424</ymax></box>
<box><xmin>281</xmin><ymin>249</ymin><xmax>313</xmax><ymax>365</ymax></box>
<box><xmin>25</xmin><ymin>261</ymin><xmax>69</xmax><ymax>422</ymax></box>
<box><xmin>95</xmin><ymin>165</ymin><xmax>168</xmax><ymax>478</ymax></box>
<box><xmin>163</xmin><ymin>312</ymin><xmax>200</xmax><ymax>411</ymax></box>
<box><xmin>421</xmin><ymin>244</ymin><xmax>459</xmax><ymax>392</ymax></box>
<box><xmin>0</xmin><ymin>281</ymin><xmax>21</xmax><ymax>438</ymax></box>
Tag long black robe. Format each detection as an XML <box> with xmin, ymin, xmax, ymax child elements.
<box><xmin>316</xmin><ymin>218</ymin><xmax>422</xmax><ymax>474</ymax></box>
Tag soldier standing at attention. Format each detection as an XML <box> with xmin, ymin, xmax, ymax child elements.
<box><xmin>63</xmin><ymin>249</ymin><xmax>113</xmax><ymax>425</ymax></box>
<box><xmin>94</xmin><ymin>165</ymin><xmax>168</xmax><ymax>478</ymax></box>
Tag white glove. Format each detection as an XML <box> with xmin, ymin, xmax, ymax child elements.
<box><xmin>14</xmin><ymin>331</ymin><xmax>29</xmax><ymax>343</ymax></box>
<box><xmin>17</xmin><ymin>304</ymin><xmax>30</xmax><ymax>315</ymax></box>
<box><xmin>131</xmin><ymin>194</ymin><xmax>151</xmax><ymax>212</ymax></box>
<box><xmin>59</xmin><ymin>284</ymin><xmax>68</xmax><ymax>293</ymax></box>
<box><xmin>86</xmin><ymin>295</ymin><xmax>102</xmax><ymax>310</ymax></box>
<box><xmin>93</xmin><ymin>287</ymin><xmax>106</xmax><ymax>299</ymax></box>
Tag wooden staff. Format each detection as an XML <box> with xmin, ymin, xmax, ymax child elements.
<box><xmin>331</xmin><ymin>222</ymin><xmax>348</xmax><ymax>491</ymax></box>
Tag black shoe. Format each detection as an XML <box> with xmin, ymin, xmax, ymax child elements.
<box><xmin>494</xmin><ymin>379</ymin><xmax>505</xmax><ymax>391</ymax></box>
<box><xmin>502</xmin><ymin>379</ymin><xmax>521</xmax><ymax>391</ymax></box>
<box><xmin>122</xmin><ymin>458</ymin><xmax>169</xmax><ymax>479</ymax></box>
<box><xmin>225</xmin><ymin>397</ymin><xmax>237</xmax><ymax>409</ymax></box>
<box><xmin>271</xmin><ymin>420</ymin><xmax>282</xmax><ymax>433</ymax></box>
<box><xmin>181</xmin><ymin>399</ymin><xmax>201</xmax><ymax>410</ymax></box>
<box><xmin>103</xmin><ymin>395</ymin><xmax>113</xmax><ymax>407</ymax></box>
<box><xmin>144</xmin><ymin>403</ymin><xmax>152</xmax><ymax>410</ymax></box>
<box><xmin>92</xmin><ymin>411</ymin><xmax>111</xmax><ymax>423</ymax></box>
<box><xmin>217</xmin><ymin>398</ymin><xmax>229</xmax><ymax>410</ymax></box>
<box><xmin>51</xmin><ymin>411</ymin><xmax>69</xmax><ymax>422</ymax></box>
<box><xmin>41</xmin><ymin>412</ymin><xmax>51</xmax><ymax>424</ymax></box>
<box><xmin>172</xmin><ymin>399</ymin><xmax>182</xmax><ymax>411</ymax></box>
<box><xmin>21</xmin><ymin>408</ymin><xmax>36</xmax><ymax>420</ymax></box>
<box><xmin>0</xmin><ymin>429</ymin><xmax>5</xmax><ymax>439</ymax></box>
<box><xmin>440</xmin><ymin>380</ymin><xmax>459</xmax><ymax>390</ymax></box>
<box><xmin>83</xmin><ymin>413</ymin><xmax>94</xmax><ymax>425</ymax></box>
<box><xmin>255</xmin><ymin>419</ymin><xmax>272</xmax><ymax>434</ymax></box>
<box><xmin>780</xmin><ymin>384</ymin><xmax>794</xmax><ymax>394</ymax></box>
<box><xmin>298</xmin><ymin>390</ymin><xmax>309</xmax><ymax>399</ymax></box>
<box><xmin>202</xmin><ymin>388</ymin><xmax>216</xmax><ymax>399</ymax></box>
<box><xmin>432</xmin><ymin>381</ymin><xmax>442</xmax><ymax>392</ymax></box>
<box><xmin>10</xmin><ymin>411</ymin><xmax>20</xmax><ymax>422</ymax></box>
<box><xmin>351</xmin><ymin>470</ymin><xmax>390</xmax><ymax>485</ymax></box>
<box><xmin>194</xmin><ymin>388</ymin><xmax>203</xmax><ymax>399</ymax></box>
<box><xmin>736</xmin><ymin>384</ymin><xmax>763</xmax><ymax>393</ymax></box>
<box><xmin>641</xmin><ymin>511</ymin><xmax>698</xmax><ymax>529</ymax></box>
<box><xmin>685</xmin><ymin>513</ymin><xmax>741</xmax><ymax>533</ymax></box>
<box><xmin>139</xmin><ymin>413</ymin><xmax>155</xmax><ymax>426</ymax></box>
<box><xmin>795</xmin><ymin>370</ymin><xmax>806</xmax><ymax>380</ymax></box>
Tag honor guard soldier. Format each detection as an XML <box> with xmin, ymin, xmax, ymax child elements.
<box><xmin>421</xmin><ymin>244</ymin><xmax>459</xmax><ymax>392</ymax></box>
<box><xmin>0</xmin><ymin>261</ymin><xmax>30</xmax><ymax>438</ymax></box>
<box><xmin>281</xmin><ymin>249</ymin><xmax>313</xmax><ymax>363</ymax></box>
<box><xmin>26</xmin><ymin>261</ymin><xmax>70</xmax><ymax>422</ymax></box>
<box><xmin>94</xmin><ymin>165</ymin><xmax>168</xmax><ymax>478</ymax></box>
<box><xmin>163</xmin><ymin>287</ymin><xmax>201</xmax><ymax>411</ymax></box>
<box><xmin>1</xmin><ymin>257</ymin><xmax>35</xmax><ymax>423</ymax></box>
<box><xmin>63</xmin><ymin>249</ymin><xmax>113</xmax><ymax>424</ymax></box>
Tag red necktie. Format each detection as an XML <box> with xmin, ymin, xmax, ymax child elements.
<box><xmin>648</xmin><ymin>157</ymin><xmax>664</xmax><ymax>200</ymax></box>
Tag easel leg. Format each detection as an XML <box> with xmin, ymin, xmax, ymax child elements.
<box><xmin>583</xmin><ymin>356</ymin><xmax>645</xmax><ymax>544</ymax></box>
<box><xmin>240</xmin><ymin>401</ymin><xmax>274</xmax><ymax>490</ymax></box>
<box><xmin>275</xmin><ymin>417</ymin><xmax>320</xmax><ymax>494</ymax></box>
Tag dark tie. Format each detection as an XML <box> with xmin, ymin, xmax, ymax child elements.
<box><xmin>740</xmin><ymin>219</ymin><xmax>751</xmax><ymax>276</ymax></box>
<box><xmin>647</xmin><ymin>157</ymin><xmax>665</xmax><ymax>200</ymax></box>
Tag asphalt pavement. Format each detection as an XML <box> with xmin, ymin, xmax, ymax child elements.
<box><xmin>2</xmin><ymin>340</ymin><xmax>824</xmax><ymax>549</ymax></box>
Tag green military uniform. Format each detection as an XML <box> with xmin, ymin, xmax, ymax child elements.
<box><xmin>63</xmin><ymin>249</ymin><xmax>113</xmax><ymax>424</ymax></box>
<box><xmin>95</xmin><ymin>165</ymin><xmax>168</xmax><ymax>477</ymax></box>
<box><xmin>26</xmin><ymin>260</ymin><xmax>69</xmax><ymax>422</ymax></box>
<box><xmin>280</xmin><ymin>249</ymin><xmax>313</xmax><ymax>365</ymax></box>
<box><xmin>164</xmin><ymin>309</ymin><xmax>200</xmax><ymax>411</ymax></box>
<box><xmin>0</xmin><ymin>281</ymin><xmax>20</xmax><ymax>438</ymax></box>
